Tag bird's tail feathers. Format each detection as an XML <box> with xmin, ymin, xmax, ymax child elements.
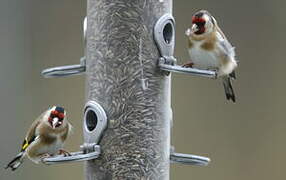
<box><xmin>222</xmin><ymin>76</ymin><xmax>236</xmax><ymax>102</ymax></box>
<box><xmin>5</xmin><ymin>152</ymin><xmax>25</xmax><ymax>171</ymax></box>
<box><xmin>229</xmin><ymin>71</ymin><xmax>236</xmax><ymax>80</ymax></box>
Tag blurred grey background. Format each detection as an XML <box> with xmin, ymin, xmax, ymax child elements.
<box><xmin>1</xmin><ymin>0</ymin><xmax>285</xmax><ymax>179</ymax></box>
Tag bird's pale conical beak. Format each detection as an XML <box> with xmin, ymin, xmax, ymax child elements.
<box><xmin>191</xmin><ymin>24</ymin><xmax>199</xmax><ymax>32</ymax></box>
<box><xmin>185</xmin><ymin>28</ymin><xmax>191</xmax><ymax>36</ymax></box>
<box><xmin>52</xmin><ymin>117</ymin><xmax>59</xmax><ymax>129</ymax></box>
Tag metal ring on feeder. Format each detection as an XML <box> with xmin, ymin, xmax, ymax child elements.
<box><xmin>42</xmin><ymin>144</ymin><xmax>100</xmax><ymax>165</ymax></box>
<box><xmin>41</xmin><ymin>57</ymin><xmax>86</xmax><ymax>78</ymax></box>
<box><xmin>83</xmin><ymin>101</ymin><xmax>107</xmax><ymax>145</ymax></box>
<box><xmin>158</xmin><ymin>58</ymin><xmax>217</xmax><ymax>78</ymax></box>
<box><xmin>170</xmin><ymin>152</ymin><xmax>210</xmax><ymax>166</ymax></box>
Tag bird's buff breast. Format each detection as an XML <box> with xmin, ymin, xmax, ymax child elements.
<box><xmin>39</xmin><ymin>135</ymin><xmax>64</xmax><ymax>155</ymax></box>
<box><xmin>188</xmin><ymin>41</ymin><xmax>220</xmax><ymax>70</ymax></box>
<box><xmin>28</xmin><ymin>135</ymin><xmax>63</xmax><ymax>157</ymax></box>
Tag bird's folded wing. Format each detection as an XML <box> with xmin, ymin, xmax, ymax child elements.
<box><xmin>20</xmin><ymin>112</ymin><xmax>45</xmax><ymax>152</ymax></box>
<box><xmin>216</xmin><ymin>32</ymin><xmax>236</xmax><ymax>60</ymax></box>
<box><xmin>21</xmin><ymin>120</ymin><xmax>40</xmax><ymax>152</ymax></box>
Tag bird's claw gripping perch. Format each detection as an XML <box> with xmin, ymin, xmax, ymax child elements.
<box><xmin>158</xmin><ymin>59</ymin><xmax>217</xmax><ymax>79</ymax></box>
<box><xmin>58</xmin><ymin>149</ymin><xmax>72</xmax><ymax>157</ymax></box>
<box><xmin>182</xmin><ymin>61</ymin><xmax>194</xmax><ymax>68</ymax></box>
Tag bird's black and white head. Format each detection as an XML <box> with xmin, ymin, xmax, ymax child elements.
<box><xmin>186</xmin><ymin>10</ymin><xmax>217</xmax><ymax>36</ymax></box>
<box><xmin>47</xmin><ymin>106</ymin><xmax>66</xmax><ymax>129</ymax></box>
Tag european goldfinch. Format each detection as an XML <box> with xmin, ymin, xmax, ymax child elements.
<box><xmin>5</xmin><ymin>106</ymin><xmax>72</xmax><ymax>171</ymax></box>
<box><xmin>184</xmin><ymin>10</ymin><xmax>238</xmax><ymax>102</ymax></box>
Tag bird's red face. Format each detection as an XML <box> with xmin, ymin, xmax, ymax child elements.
<box><xmin>192</xmin><ymin>16</ymin><xmax>206</xmax><ymax>35</ymax></box>
<box><xmin>48</xmin><ymin>107</ymin><xmax>65</xmax><ymax>129</ymax></box>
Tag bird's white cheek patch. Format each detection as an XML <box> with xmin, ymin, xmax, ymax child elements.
<box><xmin>185</xmin><ymin>28</ymin><xmax>191</xmax><ymax>36</ymax></box>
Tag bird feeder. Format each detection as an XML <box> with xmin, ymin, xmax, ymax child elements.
<box><xmin>41</xmin><ymin>5</ymin><xmax>211</xmax><ymax>172</ymax></box>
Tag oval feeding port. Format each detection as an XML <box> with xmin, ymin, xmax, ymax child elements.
<box><xmin>85</xmin><ymin>110</ymin><xmax>98</xmax><ymax>131</ymax></box>
<box><xmin>163</xmin><ymin>22</ymin><xmax>173</xmax><ymax>44</ymax></box>
<box><xmin>154</xmin><ymin>14</ymin><xmax>175</xmax><ymax>58</ymax></box>
<box><xmin>83</xmin><ymin>101</ymin><xmax>107</xmax><ymax>144</ymax></box>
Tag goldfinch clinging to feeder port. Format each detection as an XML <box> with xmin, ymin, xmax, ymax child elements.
<box><xmin>183</xmin><ymin>10</ymin><xmax>238</xmax><ymax>102</ymax></box>
<box><xmin>5</xmin><ymin>106</ymin><xmax>72</xmax><ymax>171</ymax></box>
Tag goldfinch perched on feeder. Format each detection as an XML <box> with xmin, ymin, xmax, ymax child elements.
<box><xmin>183</xmin><ymin>10</ymin><xmax>238</xmax><ymax>102</ymax></box>
<box><xmin>5</xmin><ymin>106</ymin><xmax>72</xmax><ymax>171</ymax></box>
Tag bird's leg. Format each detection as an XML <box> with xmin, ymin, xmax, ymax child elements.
<box><xmin>58</xmin><ymin>149</ymin><xmax>71</xmax><ymax>157</ymax></box>
<box><xmin>182</xmin><ymin>60</ymin><xmax>194</xmax><ymax>68</ymax></box>
<box><xmin>40</xmin><ymin>153</ymin><xmax>53</xmax><ymax>163</ymax></box>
